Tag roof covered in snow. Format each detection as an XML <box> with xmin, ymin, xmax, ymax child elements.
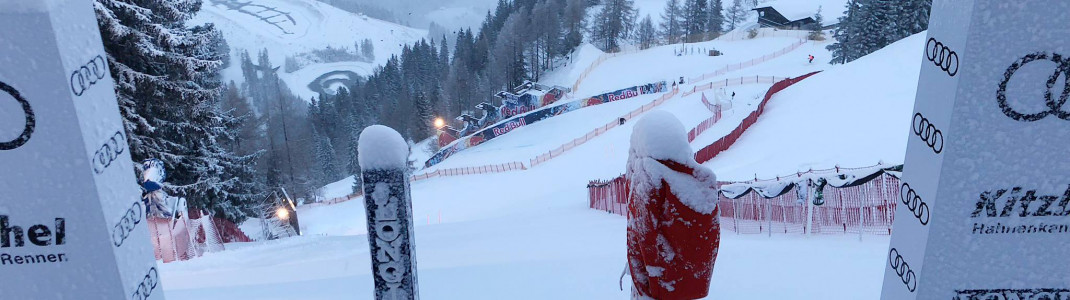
<box><xmin>757</xmin><ymin>0</ymin><xmax>849</xmax><ymax>26</ymax></box>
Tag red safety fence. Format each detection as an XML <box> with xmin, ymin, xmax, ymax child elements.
<box><xmin>589</xmin><ymin>170</ymin><xmax>899</xmax><ymax>235</ymax></box>
<box><xmin>588</xmin><ymin>176</ymin><xmax>630</xmax><ymax>216</ymax></box>
<box><xmin>148</xmin><ymin>217</ymin><xmax>191</xmax><ymax>263</ymax></box>
<box><xmin>687</xmin><ymin>93</ymin><xmax>723</xmax><ymax>142</ymax></box>
<box><xmin>148</xmin><ymin>213</ymin><xmax>251</xmax><ymax>263</ymax></box>
<box><xmin>584</xmin><ymin>72</ymin><xmax>909</xmax><ymax>236</ymax></box>
<box><xmin>693</xmin><ymin>72</ymin><xmax>820</xmax><ymax>164</ymax></box>
<box><xmin>720</xmin><ymin>172</ymin><xmax>898</xmax><ymax>235</ymax></box>
<box><xmin>700</xmin><ymin>92</ymin><xmax>719</xmax><ymax>112</ymax></box>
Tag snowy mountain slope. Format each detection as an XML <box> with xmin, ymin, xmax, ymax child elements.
<box><xmin>159</xmin><ymin>30</ymin><xmax>920</xmax><ymax>300</ymax></box>
<box><xmin>704</xmin><ymin>32</ymin><xmax>923</xmax><ymax>180</ymax></box>
<box><xmin>191</xmin><ymin>0</ymin><xmax>426</xmax><ymax>100</ymax></box>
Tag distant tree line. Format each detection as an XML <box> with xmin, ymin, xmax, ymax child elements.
<box><xmin>827</xmin><ymin>0</ymin><xmax>931</xmax><ymax>64</ymax></box>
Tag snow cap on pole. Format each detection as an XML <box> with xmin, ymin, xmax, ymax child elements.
<box><xmin>358</xmin><ymin>125</ymin><xmax>409</xmax><ymax>170</ymax></box>
<box><xmin>628</xmin><ymin>110</ymin><xmax>719</xmax><ymax>214</ymax></box>
<box><xmin>630</xmin><ymin>110</ymin><xmax>693</xmax><ymax>163</ymax></box>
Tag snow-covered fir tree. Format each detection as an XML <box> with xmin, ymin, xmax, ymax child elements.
<box><xmin>902</xmin><ymin>0</ymin><xmax>931</xmax><ymax>36</ymax></box>
<box><xmin>856</xmin><ymin>0</ymin><xmax>892</xmax><ymax>55</ymax></box>
<box><xmin>683</xmin><ymin>0</ymin><xmax>709</xmax><ymax>42</ymax></box>
<box><xmin>638</xmin><ymin>15</ymin><xmax>658</xmax><ymax>49</ymax></box>
<box><xmin>808</xmin><ymin>6</ymin><xmax>825</xmax><ymax>41</ymax></box>
<box><xmin>591</xmin><ymin>0</ymin><xmax>638</xmax><ymax>51</ymax></box>
<box><xmin>361</xmin><ymin>39</ymin><xmax>375</xmax><ymax>61</ymax></box>
<box><xmin>311</xmin><ymin>126</ymin><xmax>340</xmax><ymax>187</ymax></box>
<box><xmin>563</xmin><ymin>0</ymin><xmax>588</xmax><ymax>51</ymax></box>
<box><xmin>708</xmin><ymin>0</ymin><xmax>725</xmax><ymax>36</ymax></box>
<box><xmin>95</xmin><ymin>0</ymin><xmax>262</xmax><ymax>221</ymax></box>
<box><xmin>827</xmin><ymin>0</ymin><xmax>931</xmax><ymax>64</ymax></box>
<box><xmin>660</xmin><ymin>0</ymin><xmax>685</xmax><ymax>44</ymax></box>
<box><xmin>726</xmin><ymin>0</ymin><xmax>748</xmax><ymax>31</ymax></box>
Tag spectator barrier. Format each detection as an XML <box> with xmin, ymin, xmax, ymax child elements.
<box><xmin>684</xmin><ymin>76</ymin><xmax>784</xmax><ymax>142</ymax></box>
<box><xmin>148</xmin><ymin>209</ymin><xmax>253</xmax><ymax>263</ymax></box>
<box><xmin>588</xmin><ymin>72</ymin><xmax>917</xmax><ymax>236</ymax></box>
<box><xmin>693</xmin><ymin>72</ymin><xmax>821</xmax><ymax>164</ymax></box>
<box><xmin>590</xmin><ymin>165</ymin><xmax>902</xmax><ymax>235</ymax></box>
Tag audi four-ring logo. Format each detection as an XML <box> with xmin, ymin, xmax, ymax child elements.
<box><xmin>900</xmin><ymin>183</ymin><xmax>930</xmax><ymax>225</ymax></box>
<box><xmin>997</xmin><ymin>52</ymin><xmax>1070</xmax><ymax>122</ymax></box>
<box><xmin>912</xmin><ymin>113</ymin><xmax>944</xmax><ymax>154</ymax></box>
<box><xmin>93</xmin><ymin>131</ymin><xmax>126</xmax><ymax>174</ymax></box>
<box><xmin>112</xmin><ymin>201</ymin><xmax>143</xmax><ymax>247</ymax></box>
<box><xmin>926</xmin><ymin>38</ymin><xmax>959</xmax><ymax>77</ymax></box>
<box><xmin>889</xmin><ymin>248</ymin><xmax>917</xmax><ymax>292</ymax></box>
<box><xmin>0</xmin><ymin>81</ymin><xmax>35</xmax><ymax>151</ymax></box>
<box><xmin>70</xmin><ymin>55</ymin><xmax>108</xmax><ymax>97</ymax></box>
<box><xmin>130</xmin><ymin>267</ymin><xmax>159</xmax><ymax>300</ymax></box>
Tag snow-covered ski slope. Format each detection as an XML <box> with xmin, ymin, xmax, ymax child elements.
<box><xmin>706</xmin><ymin>33</ymin><xmax>923</xmax><ymax>180</ymax></box>
<box><xmin>427</xmin><ymin>36</ymin><xmax>820</xmax><ymax>172</ymax></box>
<box><xmin>161</xmin><ymin>32</ymin><xmax>924</xmax><ymax>299</ymax></box>
<box><xmin>192</xmin><ymin>0</ymin><xmax>426</xmax><ymax>100</ymax></box>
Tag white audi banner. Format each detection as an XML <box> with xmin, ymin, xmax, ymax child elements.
<box><xmin>0</xmin><ymin>1</ymin><xmax>163</xmax><ymax>299</ymax></box>
<box><xmin>883</xmin><ymin>1</ymin><xmax>1070</xmax><ymax>299</ymax></box>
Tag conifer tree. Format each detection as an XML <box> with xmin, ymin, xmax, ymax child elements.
<box><xmin>591</xmin><ymin>0</ymin><xmax>638</xmax><ymax>51</ymax></box>
<box><xmin>683</xmin><ymin>0</ymin><xmax>709</xmax><ymax>42</ymax></box>
<box><xmin>660</xmin><ymin>0</ymin><xmax>684</xmax><ymax>44</ymax></box>
<box><xmin>95</xmin><ymin>0</ymin><xmax>261</xmax><ymax>221</ymax></box>
<box><xmin>638</xmin><ymin>15</ymin><xmax>658</xmax><ymax>49</ymax></box>
<box><xmin>708</xmin><ymin>0</ymin><xmax>725</xmax><ymax>36</ymax></box>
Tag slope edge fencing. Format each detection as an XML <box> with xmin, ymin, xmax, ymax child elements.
<box><xmin>589</xmin><ymin>165</ymin><xmax>902</xmax><ymax>235</ymax></box>
<box><xmin>582</xmin><ymin>72</ymin><xmax>908</xmax><ymax>237</ymax></box>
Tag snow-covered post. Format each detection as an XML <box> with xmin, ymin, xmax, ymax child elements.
<box><xmin>625</xmin><ymin>111</ymin><xmax>720</xmax><ymax>299</ymax></box>
<box><xmin>0</xmin><ymin>1</ymin><xmax>163</xmax><ymax>299</ymax></box>
<box><xmin>805</xmin><ymin>179</ymin><xmax>814</xmax><ymax>236</ymax></box>
<box><xmin>883</xmin><ymin>1</ymin><xmax>1070</xmax><ymax>299</ymax></box>
<box><xmin>358</xmin><ymin>125</ymin><xmax>419</xmax><ymax>300</ymax></box>
<box><xmin>859</xmin><ymin>182</ymin><xmax>867</xmax><ymax>241</ymax></box>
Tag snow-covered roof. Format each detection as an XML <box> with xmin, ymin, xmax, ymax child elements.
<box><xmin>758</xmin><ymin>0</ymin><xmax>848</xmax><ymax>25</ymax></box>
